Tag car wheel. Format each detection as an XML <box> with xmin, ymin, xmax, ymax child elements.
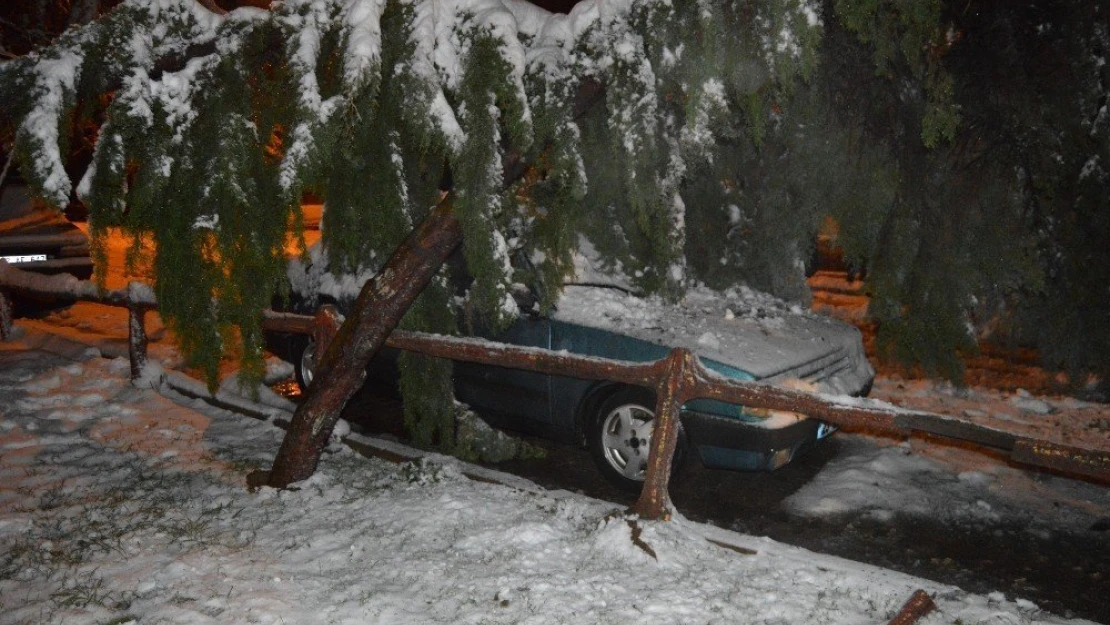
<box><xmin>295</xmin><ymin>336</ymin><xmax>316</xmax><ymax>390</ymax></box>
<box><xmin>588</xmin><ymin>387</ymin><xmax>686</xmax><ymax>492</ymax></box>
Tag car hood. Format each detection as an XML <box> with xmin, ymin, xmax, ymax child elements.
<box><xmin>552</xmin><ymin>284</ymin><xmax>873</xmax><ymax>396</ymax></box>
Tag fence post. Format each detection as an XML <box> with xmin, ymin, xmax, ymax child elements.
<box><xmin>0</xmin><ymin>289</ymin><xmax>11</xmax><ymax>341</ymax></box>
<box><xmin>313</xmin><ymin>304</ymin><xmax>342</xmax><ymax>361</ymax></box>
<box><xmin>128</xmin><ymin>305</ymin><xmax>148</xmax><ymax>381</ymax></box>
<box><xmin>628</xmin><ymin>348</ymin><xmax>698</xmax><ymax>521</ymax></box>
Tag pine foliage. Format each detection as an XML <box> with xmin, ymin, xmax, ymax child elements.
<box><xmin>0</xmin><ymin>0</ymin><xmax>821</xmax><ymax>438</ymax></box>
<box><xmin>4</xmin><ymin>0</ymin><xmax>1106</xmax><ymax>417</ymax></box>
<box><xmin>815</xmin><ymin>0</ymin><xmax>1108</xmax><ymax>389</ymax></box>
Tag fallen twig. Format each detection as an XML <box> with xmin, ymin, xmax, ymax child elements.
<box><xmin>886</xmin><ymin>589</ymin><xmax>936</xmax><ymax>625</ymax></box>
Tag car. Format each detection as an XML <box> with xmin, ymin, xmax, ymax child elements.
<box><xmin>1</xmin><ymin>181</ymin><xmax>94</xmax><ymax>314</ymax></box>
<box><xmin>268</xmin><ymin>241</ymin><xmax>874</xmax><ymax>491</ymax></box>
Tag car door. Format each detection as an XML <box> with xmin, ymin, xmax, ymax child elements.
<box><xmin>453</xmin><ymin>314</ymin><xmax>554</xmax><ymax>432</ymax></box>
<box><xmin>545</xmin><ymin>318</ymin><xmax>674</xmax><ymax>432</ymax></box>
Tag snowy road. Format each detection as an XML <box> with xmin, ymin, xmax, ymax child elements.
<box><xmin>456</xmin><ymin>418</ymin><xmax>1110</xmax><ymax>623</ymax></box>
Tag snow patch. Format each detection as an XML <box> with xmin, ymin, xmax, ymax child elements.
<box><xmin>0</xmin><ymin>324</ymin><xmax>1104</xmax><ymax>624</ymax></box>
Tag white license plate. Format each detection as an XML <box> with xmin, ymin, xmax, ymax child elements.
<box><xmin>2</xmin><ymin>254</ymin><xmax>48</xmax><ymax>264</ymax></box>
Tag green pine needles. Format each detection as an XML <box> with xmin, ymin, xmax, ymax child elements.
<box><xmin>1</xmin><ymin>0</ymin><xmax>825</xmax><ymax>442</ymax></box>
<box><xmin>7</xmin><ymin>0</ymin><xmax>1103</xmax><ymax>437</ymax></box>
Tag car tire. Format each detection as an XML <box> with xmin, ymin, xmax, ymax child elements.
<box><xmin>588</xmin><ymin>387</ymin><xmax>687</xmax><ymax>492</ymax></box>
<box><xmin>294</xmin><ymin>335</ymin><xmax>316</xmax><ymax>390</ymax></box>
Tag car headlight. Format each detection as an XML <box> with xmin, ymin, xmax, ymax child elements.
<box><xmin>768</xmin><ymin>447</ymin><xmax>794</xmax><ymax>470</ymax></box>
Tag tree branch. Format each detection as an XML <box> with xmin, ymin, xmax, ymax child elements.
<box><xmin>195</xmin><ymin>0</ymin><xmax>228</xmax><ymax>16</ymax></box>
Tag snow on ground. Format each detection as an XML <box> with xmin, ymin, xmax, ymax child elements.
<box><xmin>785</xmin><ymin>434</ymin><xmax>1106</xmax><ymax>534</ymax></box>
<box><xmin>785</xmin><ymin>376</ymin><xmax>1109</xmax><ymax>531</ymax></box>
<box><xmin>2</xmin><ymin>319</ymin><xmax>1106</xmax><ymax>625</ymax></box>
<box><xmin>868</xmin><ymin>376</ymin><xmax>1109</xmax><ymax>454</ymax></box>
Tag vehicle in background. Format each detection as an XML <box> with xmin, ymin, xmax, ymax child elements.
<box><xmin>1</xmin><ymin>181</ymin><xmax>94</xmax><ymax>315</ymax></box>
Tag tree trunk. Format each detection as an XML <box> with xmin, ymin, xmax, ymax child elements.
<box><xmin>266</xmin><ymin>199</ymin><xmax>462</xmax><ymax>488</ymax></box>
<box><xmin>0</xmin><ymin>288</ymin><xmax>11</xmax><ymax>340</ymax></box>
<box><xmin>195</xmin><ymin>0</ymin><xmax>228</xmax><ymax>15</ymax></box>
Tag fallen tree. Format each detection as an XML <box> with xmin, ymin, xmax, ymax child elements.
<box><xmin>1</xmin><ymin>0</ymin><xmax>827</xmax><ymax>454</ymax></box>
<box><xmin>4</xmin><ymin>0</ymin><xmax>1106</xmax><ymax>495</ymax></box>
<box><xmin>259</xmin><ymin>295</ymin><xmax>1110</xmax><ymax>518</ymax></box>
<box><xmin>4</xmin><ymin>251</ymin><xmax>1107</xmax><ymax>519</ymax></box>
<box><xmin>267</xmin><ymin>199</ymin><xmax>462</xmax><ymax>487</ymax></box>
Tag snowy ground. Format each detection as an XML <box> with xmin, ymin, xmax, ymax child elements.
<box><xmin>784</xmin><ymin>377</ymin><xmax>1108</xmax><ymax>534</ymax></box>
<box><xmin>0</xmin><ymin>309</ymin><xmax>1107</xmax><ymax>624</ymax></box>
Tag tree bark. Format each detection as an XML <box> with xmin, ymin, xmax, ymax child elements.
<box><xmin>886</xmin><ymin>590</ymin><xmax>936</xmax><ymax>625</ymax></box>
<box><xmin>195</xmin><ymin>0</ymin><xmax>228</xmax><ymax>15</ymax></box>
<box><xmin>127</xmin><ymin>305</ymin><xmax>148</xmax><ymax>380</ymax></box>
<box><xmin>0</xmin><ymin>288</ymin><xmax>11</xmax><ymax>340</ymax></box>
<box><xmin>266</xmin><ymin>199</ymin><xmax>462</xmax><ymax>488</ymax></box>
<box><xmin>627</xmin><ymin>349</ymin><xmax>697</xmax><ymax>520</ymax></box>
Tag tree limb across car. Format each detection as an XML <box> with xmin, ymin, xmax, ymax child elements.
<box><xmin>2</xmin><ymin>251</ymin><xmax>1108</xmax><ymax>521</ymax></box>
<box><xmin>260</xmin><ymin>299</ymin><xmax>1110</xmax><ymax>520</ymax></box>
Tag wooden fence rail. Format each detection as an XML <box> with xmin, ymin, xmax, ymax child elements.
<box><xmin>264</xmin><ymin>310</ymin><xmax>1110</xmax><ymax>504</ymax></box>
<box><xmin>0</xmin><ymin>262</ymin><xmax>157</xmax><ymax>378</ymax></box>
<box><xmin>2</xmin><ymin>260</ymin><xmax>1108</xmax><ymax>518</ymax></box>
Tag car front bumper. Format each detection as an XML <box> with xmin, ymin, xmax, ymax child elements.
<box><xmin>682</xmin><ymin>410</ymin><xmax>835</xmax><ymax>472</ymax></box>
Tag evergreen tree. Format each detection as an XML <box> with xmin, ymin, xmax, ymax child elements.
<box><xmin>0</xmin><ymin>0</ymin><xmax>821</xmax><ymax>446</ymax></box>
<box><xmin>949</xmin><ymin>0</ymin><xmax>1109</xmax><ymax>390</ymax></box>
<box><xmin>811</xmin><ymin>0</ymin><xmax>1108</xmax><ymax>391</ymax></box>
<box><xmin>3</xmin><ymin>0</ymin><xmax>1106</xmax><ymax>448</ymax></box>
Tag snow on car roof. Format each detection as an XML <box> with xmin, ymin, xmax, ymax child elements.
<box><xmin>289</xmin><ymin>236</ymin><xmax>872</xmax><ymax>394</ymax></box>
<box><xmin>554</xmin><ymin>236</ymin><xmax>873</xmax><ymax>393</ymax></box>
<box><xmin>552</xmin><ymin>283</ymin><xmax>877</xmax><ymax>402</ymax></box>
<box><xmin>551</xmin><ymin>283</ymin><xmax>836</xmax><ymax>375</ymax></box>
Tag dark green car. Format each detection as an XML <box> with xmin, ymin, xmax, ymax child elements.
<box><xmin>274</xmin><ymin>245</ymin><xmax>874</xmax><ymax>490</ymax></box>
